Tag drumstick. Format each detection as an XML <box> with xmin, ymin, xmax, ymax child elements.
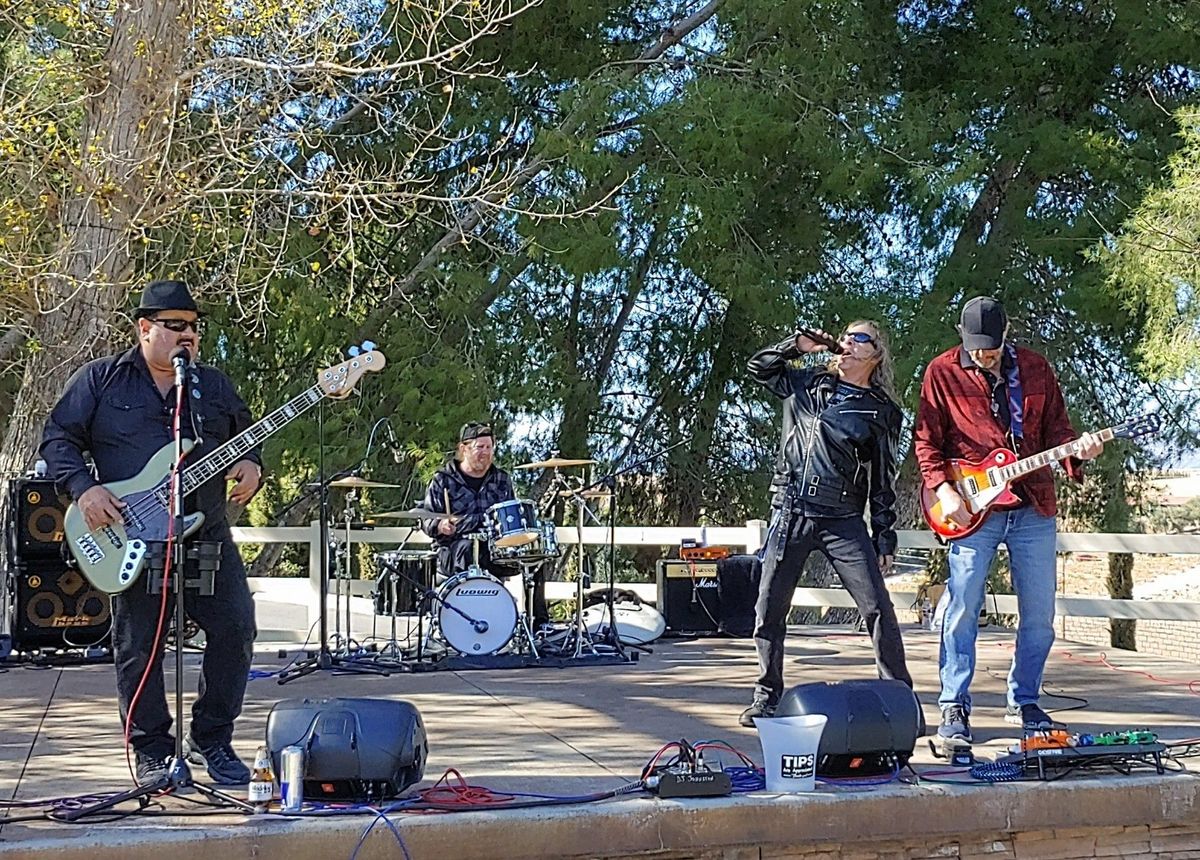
<box><xmin>443</xmin><ymin>489</ymin><xmax>454</xmax><ymax>528</ymax></box>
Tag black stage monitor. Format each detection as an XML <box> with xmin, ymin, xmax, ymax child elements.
<box><xmin>266</xmin><ymin>697</ymin><xmax>427</xmax><ymax>801</ymax></box>
<box><xmin>776</xmin><ymin>679</ymin><xmax>924</xmax><ymax>777</ymax></box>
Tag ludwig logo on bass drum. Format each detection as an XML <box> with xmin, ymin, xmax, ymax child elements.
<box><xmin>456</xmin><ymin>588</ymin><xmax>501</xmax><ymax>596</ymax></box>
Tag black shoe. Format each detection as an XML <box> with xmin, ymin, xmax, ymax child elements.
<box><xmin>135</xmin><ymin>751</ymin><xmax>169</xmax><ymax>787</ymax></box>
<box><xmin>937</xmin><ymin>704</ymin><xmax>973</xmax><ymax>744</ymax></box>
<box><xmin>185</xmin><ymin>736</ymin><xmax>251</xmax><ymax>785</ymax></box>
<box><xmin>1005</xmin><ymin>703</ymin><xmax>1061</xmax><ymax>731</ymax></box>
<box><xmin>739</xmin><ymin>700</ymin><xmax>776</xmax><ymax>728</ymax></box>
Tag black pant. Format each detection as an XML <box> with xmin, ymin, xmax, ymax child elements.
<box><xmin>112</xmin><ymin>539</ymin><xmax>256</xmax><ymax>757</ymax></box>
<box><xmin>437</xmin><ymin>539</ymin><xmax>549</xmax><ymax>626</ymax></box>
<box><xmin>752</xmin><ymin>513</ymin><xmax>911</xmax><ymax>705</ymax></box>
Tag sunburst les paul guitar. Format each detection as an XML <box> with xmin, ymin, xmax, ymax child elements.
<box><xmin>919</xmin><ymin>412</ymin><xmax>1160</xmax><ymax>541</ymax></box>
<box><xmin>64</xmin><ymin>348</ymin><xmax>386</xmax><ymax>594</ymax></box>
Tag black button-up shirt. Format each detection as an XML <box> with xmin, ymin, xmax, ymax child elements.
<box><xmin>39</xmin><ymin>346</ymin><xmax>260</xmax><ymax>538</ymax></box>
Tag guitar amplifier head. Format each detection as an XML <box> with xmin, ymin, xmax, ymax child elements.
<box><xmin>656</xmin><ymin>560</ymin><xmax>721</xmax><ymax>634</ymax></box>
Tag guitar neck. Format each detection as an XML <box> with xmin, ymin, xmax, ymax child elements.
<box><xmin>996</xmin><ymin>427</ymin><xmax>1115</xmax><ymax>483</ymax></box>
<box><xmin>180</xmin><ymin>385</ymin><xmax>324</xmax><ymax>494</ymax></box>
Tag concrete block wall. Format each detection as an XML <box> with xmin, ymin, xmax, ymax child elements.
<box><xmin>1062</xmin><ymin>617</ymin><xmax>1200</xmax><ymax>663</ymax></box>
<box><xmin>593</xmin><ymin>823</ymin><xmax>1200</xmax><ymax>860</ymax></box>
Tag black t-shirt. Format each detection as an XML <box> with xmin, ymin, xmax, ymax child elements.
<box><xmin>460</xmin><ymin>471</ymin><xmax>486</xmax><ymax>493</ymax></box>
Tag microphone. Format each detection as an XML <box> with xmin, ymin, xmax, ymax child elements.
<box><xmin>797</xmin><ymin>327</ymin><xmax>845</xmax><ymax>355</ymax></box>
<box><xmin>170</xmin><ymin>346</ymin><xmax>191</xmax><ymax>387</ymax></box>
<box><xmin>384</xmin><ymin>422</ymin><xmax>404</xmax><ymax>464</ymax></box>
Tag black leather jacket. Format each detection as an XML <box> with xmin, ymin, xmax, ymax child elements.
<box><xmin>749</xmin><ymin>338</ymin><xmax>902</xmax><ymax>556</ymax></box>
<box><xmin>419</xmin><ymin>460</ymin><xmax>515</xmax><ymax>546</ymax></box>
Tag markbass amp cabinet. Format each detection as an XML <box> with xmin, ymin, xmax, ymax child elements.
<box><xmin>656</xmin><ymin>560</ymin><xmax>722</xmax><ymax>634</ymax></box>
<box><xmin>6</xmin><ymin>478</ymin><xmax>70</xmax><ymax>561</ymax></box>
<box><xmin>8</xmin><ymin>560</ymin><xmax>112</xmax><ymax>650</ymax></box>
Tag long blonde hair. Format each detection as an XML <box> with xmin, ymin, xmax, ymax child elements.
<box><xmin>827</xmin><ymin>319</ymin><xmax>898</xmax><ymax>403</ymax></box>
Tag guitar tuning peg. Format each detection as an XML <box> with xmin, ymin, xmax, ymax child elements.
<box><xmin>347</xmin><ymin>345</ymin><xmax>361</xmax><ymax>357</ymax></box>
<box><xmin>361</xmin><ymin>340</ymin><xmax>376</xmax><ymax>352</ymax></box>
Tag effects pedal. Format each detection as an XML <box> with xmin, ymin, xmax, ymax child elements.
<box><xmin>929</xmin><ymin>737</ymin><xmax>975</xmax><ymax>767</ymax></box>
<box><xmin>644</xmin><ymin>770</ymin><xmax>732</xmax><ymax>798</ymax></box>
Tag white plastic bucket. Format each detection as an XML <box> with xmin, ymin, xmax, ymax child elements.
<box><xmin>754</xmin><ymin>714</ymin><xmax>828</xmax><ymax>792</ymax></box>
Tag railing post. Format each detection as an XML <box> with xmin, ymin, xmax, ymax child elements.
<box><xmin>745</xmin><ymin>519</ymin><xmax>768</xmax><ymax>554</ymax></box>
<box><xmin>307</xmin><ymin>520</ymin><xmax>322</xmax><ymax>630</ymax></box>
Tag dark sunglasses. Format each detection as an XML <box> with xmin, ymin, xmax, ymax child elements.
<box><xmin>841</xmin><ymin>331</ymin><xmax>876</xmax><ymax>346</ymax></box>
<box><xmin>149</xmin><ymin>317</ymin><xmax>203</xmax><ymax>334</ymax></box>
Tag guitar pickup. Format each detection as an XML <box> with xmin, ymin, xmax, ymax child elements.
<box><xmin>964</xmin><ymin>476</ymin><xmax>979</xmax><ymax>495</ymax></box>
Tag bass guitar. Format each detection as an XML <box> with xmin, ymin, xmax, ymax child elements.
<box><xmin>63</xmin><ymin>348</ymin><xmax>386</xmax><ymax>593</ymax></box>
<box><xmin>920</xmin><ymin>412</ymin><xmax>1160</xmax><ymax>540</ymax></box>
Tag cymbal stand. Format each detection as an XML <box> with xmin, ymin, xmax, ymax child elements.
<box><xmin>277</xmin><ymin>399</ymin><xmax>390</xmax><ymax>684</ymax></box>
<box><xmin>575</xmin><ymin>437</ymin><xmax>691</xmax><ymax>658</ymax></box>
<box><xmin>337</xmin><ymin>486</ymin><xmax>361</xmax><ymax>654</ymax></box>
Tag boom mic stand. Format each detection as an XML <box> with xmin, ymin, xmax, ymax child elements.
<box><xmin>63</xmin><ymin>353</ymin><xmax>255</xmax><ymax>820</ymax></box>
<box><xmin>579</xmin><ymin>438</ymin><xmax>692</xmax><ymax>657</ymax></box>
<box><xmin>277</xmin><ymin>399</ymin><xmax>390</xmax><ymax>683</ymax></box>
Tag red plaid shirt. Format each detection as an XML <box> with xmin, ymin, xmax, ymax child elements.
<box><xmin>913</xmin><ymin>344</ymin><xmax>1082</xmax><ymax>518</ymax></box>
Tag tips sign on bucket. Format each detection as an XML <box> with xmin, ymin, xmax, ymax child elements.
<box><xmin>753</xmin><ymin>713</ymin><xmax>828</xmax><ymax>792</ymax></box>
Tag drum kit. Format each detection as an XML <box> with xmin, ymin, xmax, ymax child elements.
<box><xmin>351</xmin><ymin>455</ymin><xmax>625</xmax><ymax>668</ymax></box>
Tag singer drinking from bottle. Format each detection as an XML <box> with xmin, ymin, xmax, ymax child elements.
<box><xmin>739</xmin><ymin>321</ymin><xmax>913</xmax><ymax>727</ymax></box>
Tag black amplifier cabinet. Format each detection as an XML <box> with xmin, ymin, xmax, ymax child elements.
<box><xmin>8</xmin><ymin>560</ymin><xmax>112</xmax><ymax>650</ymax></box>
<box><xmin>656</xmin><ymin>560</ymin><xmax>721</xmax><ymax>634</ymax></box>
<box><xmin>266</xmin><ymin>697</ymin><xmax>426</xmax><ymax>801</ymax></box>
<box><xmin>7</xmin><ymin>478</ymin><xmax>70</xmax><ymax>561</ymax></box>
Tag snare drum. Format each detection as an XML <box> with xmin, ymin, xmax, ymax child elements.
<box><xmin>485</xmin><ymin>499</ymin><xmax>540</xmax><ymax>548</ymax></box>
<box><xmin>373</xmin><ymin>550</ymin><xmax>436</xmax><ymax>615</ymax></box>
<box><xmin>436</xmin><ymin>568</ymin><xmax>518</xmax><ymax>654</ymax></box>
<box><xmin>491</xmin><ymin>521</ymin><xmax>561</xmax><ymax>566</ymax></box>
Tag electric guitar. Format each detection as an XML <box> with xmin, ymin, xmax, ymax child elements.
<box><xmin>63</xmin><ymin>348</ymin><xmax>387</xmax><ymax>594</ymax></box>
<box><xmin>919</xmin><ymin>412</ymin><xmax>1160</xmax><ymax>540</ymax></box>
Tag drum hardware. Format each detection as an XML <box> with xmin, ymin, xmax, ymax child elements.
<box><xmin>371</xmin><ymin>544</ymin><xmax>436</xmax><ymax>661</ymax></box>
<box><xmin>542</xmin><ymin>470</ymin><xmax>609</xmax><ymax>659</ymax></box>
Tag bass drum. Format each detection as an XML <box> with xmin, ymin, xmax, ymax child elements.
<box><xmin>436</xmin><ymin>569</ymin><xmax>518</xmax><ymax>655</ymax></box>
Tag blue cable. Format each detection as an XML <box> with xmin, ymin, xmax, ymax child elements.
<box><xmin>725</xmin><ymin>766</ymin><xmax>765</xmax><ymax>792</ymax></box>
<box><xmin>348</xmin><ymin>807</ymin><xmax>410</xmax><ymax>860</ymax></box>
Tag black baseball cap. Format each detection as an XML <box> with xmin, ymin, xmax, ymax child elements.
<box><xmin>134</xmin><ymin>280</ymin><xmax>202</xmax><ymax>319</ymax></box>
<box><xmin>459</xmin><ymin>422</ymin><xmax>494</xmax><ymax>443</ymax></box>
<box><xmin>959</xmin><ymin>296</ymin><xmax>1007</xmax><ymax>350</ymax></box>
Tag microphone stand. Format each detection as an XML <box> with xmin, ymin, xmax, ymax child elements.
<box><xmin>579</xmin><ymin>438</ymin><xmax>691</xmax><ymax>658</ymax></box>
<box><xmin>277</xmin><ymin>400</ymin><xmax>391</xmax><ymax>683</ymax></box>
<box><xmin>63</xmin><ymin>354</ymin><xmax>255</xmax><ymax>820</ymax></box>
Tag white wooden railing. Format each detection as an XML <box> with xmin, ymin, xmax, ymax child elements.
<box><xmin>234</xmin><ymin>522</ymin><xmax>1200</xmax><ymax>635</ymax></box>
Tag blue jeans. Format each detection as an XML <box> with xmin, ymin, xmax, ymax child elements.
<box><xmin>938</xmin><ymin>506</ymin><xmax>1057</xmax><ymax>712</ymax></box>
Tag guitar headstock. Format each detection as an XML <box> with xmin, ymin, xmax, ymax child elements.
<box><xmin>1113</xmin><ymin>412</ymin><xmax>1161</xmax><ymax>441</ymax></box>
<box><xmin>318</xmin><ymin>344</ymin><xmax>387</xmax><ymax>399</ymax></box>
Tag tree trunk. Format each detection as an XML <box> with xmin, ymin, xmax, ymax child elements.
<box><xmin>1106</xmin><ymin>552</ymin><xmax>1137</xmax><ymax>650</ymax></box>
<box><xmin>0</xmin><ymin>0</ymin><xmax>194</xmax><ymax>474</ymax></box>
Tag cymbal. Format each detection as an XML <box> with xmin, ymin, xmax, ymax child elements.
<box><xmin>557</xmin><ymin>488</ymin><xmax>613</xmax><ymax>500</ymax></box>
<box><xmin>373</xmin><ymin>507</ymin><xmax>455</xmax><ymax>521</ymax></box>
<box><xmin>328</xmin><ymin>476</ymin><xmax>402</xmax><ymax>489</ymax></box>
<box><xmin>515</xmin><ymin>457</ymin><xmax>597</xmax><ymax>470</ymax></box>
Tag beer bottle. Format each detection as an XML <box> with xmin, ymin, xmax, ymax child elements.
<box><xmin>248</xmin><ymin>745</ymin><xmax>274</xmax><ymax>811</ymax></box>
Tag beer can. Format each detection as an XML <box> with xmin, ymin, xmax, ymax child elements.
<box><xmin>279</xmin><ymin>745</ymin><xmax>305</xmax><ymax>812</ymax></box>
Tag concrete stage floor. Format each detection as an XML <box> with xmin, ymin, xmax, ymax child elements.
<box><xmin>2</xmin><ymin>616</ymin><xmax>1200</xmax><ymax>858</ymax></box>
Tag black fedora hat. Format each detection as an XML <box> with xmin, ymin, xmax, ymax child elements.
<box><xmin>134</xmin><ymin>280</ymin><xmax>202</xmax><ymax>319</ymax></box>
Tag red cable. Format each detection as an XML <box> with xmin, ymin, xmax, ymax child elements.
<box><xmin>416</xmin><ymin>768</ymin><xmax>514</xmax><ymax>807</ymax></box>
<box><xmin>989</xmin><ymin>640</ymin><xmax>1200</xmax><ymax>695</ymax></box>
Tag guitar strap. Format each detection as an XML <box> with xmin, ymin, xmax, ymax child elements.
<box><xmin>1002</xmin><ymin>344</ymin><xmax>1024</xmax><ymax>449</ymax></box>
